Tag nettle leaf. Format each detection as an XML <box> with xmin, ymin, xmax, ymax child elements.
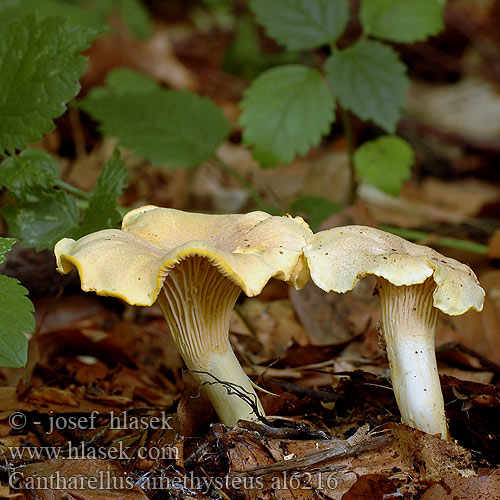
<box><xmin>240</xmin><ymin>65</ymin><xmax>335</xmax><ymax>168</ymax></box>
<box><xmin>0</xmin><ymin>237</ymin><xmax>34</xmax><ymax>368</ymax></box>
<box><xmin>354</xmin><ymin>135</ymin><xmax>414</xmax><ymax>196</ymax></box>
<box><xmin>0</xmin><ymin>0</ymin><xmax>106</xmax><ymax>31</ymax></box>
<box><xmin>360</xmin><ymin>0</ymin><xmax>444</xmax><ymax>43</ymax></box>
<box><xmin>77</xmin><ymin>150</ymin><xmax>129</xmax><ymax>237</ymax></box>
<box><xmin>0</xmin><ymin>15</ymin><xmax>98</xmax><ymax>156</ymax></box>
<box><xmin>0</xmin><ymin>238</ymin><xmax>17</xmax><ymax>265</ymax></box>
<box><xmin>290</xmin><ymin>195</ymin><xmax>340</xmax><ymax>231</ymax></box>
<box><xmin>79</xmin><ymin>89</ymin><xmax>231</xmax><ymax>168</ymax></box>
<box><xmin>3</xmin><ymin>191</ymin><xmax>80</xmax><ymax>252</ymax></box>
<box><xmin>0</xmin><ymin>149</ymin><xmax>60</xmax><ymax>202</ymax></box>
<box><xmin>326</xmin><ymin>40</ymin><xmax>408</xmax><ymax>133</ymax></box>
<box><xmin>250</xmin><ymin>0</ymin><xmax>349</xmax><ymax>50</ymax></box>
<box><xmin>0</xmin><ymin>274</ymin><xmax>34</xmax><ymax>367</ymax></box>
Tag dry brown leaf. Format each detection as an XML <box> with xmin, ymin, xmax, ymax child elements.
<box><xmin>16</xmin><ymin>459</ymin><xmax>148</xmax><ymax>500</ymax></box>
<box><xmin>420</xmin><ymin>469</ymin><xmax>500</xmax><ymax>500</ymax></box>
<box><xmin>407</xmin><ymin>177</ymin><xmax>500</xmax><ymax>217</ymax></box>
<box><xmin>220</xmin><ymin>423</ymin><xmax>475</xmax><ymax>500</ymax></box>
<box><xmin>235</xmin><ymin>299</ymin><xmax>308</xmax><ymax>363</ymax></box>
<box><xmin>488</xmin><ymin>230</ymin><xmax>500</xmax><ymax>259</ymax></box>
<box><xmin>83</xmin><ymin>21</ymin><xmax>197</xmax><ymax>91</ymax></box>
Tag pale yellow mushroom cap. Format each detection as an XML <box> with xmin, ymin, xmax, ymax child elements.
<box><xmin>304</xmin><ymin>225</ymin><xmax>485</xmax><ymax>316</ymax></box>
<box><xmin>55</xmin><ymin>206</ymin><xmax>312</xmax><ymax>306</ymax></box>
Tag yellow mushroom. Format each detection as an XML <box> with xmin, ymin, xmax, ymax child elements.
<box><xmin>304</xmin><ymin>225</ymin><xmax>484</xmax><ymax>439</ymax></box>
<box><xmin>55</xmin><ymin>205</ymin><xmax>312</xmax><ymax>426</ymax></box>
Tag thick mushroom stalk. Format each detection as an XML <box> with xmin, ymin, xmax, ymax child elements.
<box><xmin>377</xmin><ymin>277</ymin><xmax>446</xmax><ymax>438</ymax></box>
<box><xmin>54</xmin><ymin>206</ymin><xmax>312</xmax><ymax>426</ymax></box>
<box><xmin>157</xmin><ymin>256</ymin><xmax>264</xmax><ymax>424</ymax></box>
<box><xmin>304</xmin><ymin>225</ymin><xmax>485</xmax><ymax>439</ymax></box>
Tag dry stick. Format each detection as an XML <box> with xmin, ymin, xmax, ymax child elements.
<box><xmin>230</xmin><ymin>427</ymin><xmax>392</xmax><ymax>476</ymax></box>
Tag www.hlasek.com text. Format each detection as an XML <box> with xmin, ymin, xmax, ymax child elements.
<box><xmin>8</xmin><ymin>442</ymin><xmax>179</xmax><ymax>461</ymax></box>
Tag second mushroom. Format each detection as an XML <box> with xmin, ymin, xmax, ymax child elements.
<box><xmin>304</xmin><ymin>226</ymin><xmax>484</xmax><ymax>439</ymax></box>
<box><xmin>55</xmin><ymin>206</ymin><xmax>312</xmax><ymax>426</ymax></box>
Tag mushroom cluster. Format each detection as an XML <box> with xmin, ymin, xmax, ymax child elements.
<box><xmin>54</xmin><ymin>207</ymin><xmax>485</xmax><ymax>438</ymax></box>
<box><xmin>55</xmin><ymin>206</ymin><xmax>311</xmax><ymax>426</ymax></box>
<box><xmin>304</xmin><ymin>226</ymin><xmax>485</xmax><ymax>439</ymax></box>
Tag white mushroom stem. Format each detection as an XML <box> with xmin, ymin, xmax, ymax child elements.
<box><xmin>157</xmin><ymin>256</ymin><xmax>264</xmax><ymax>426</ymax></box>
<box><xmin>377</xmin><ymin>277</ymin><xmax>449</xmax><ymax>440</ymax></box>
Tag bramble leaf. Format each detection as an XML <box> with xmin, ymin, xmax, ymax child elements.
<box><xmin>79</xmin><ymin>88</ymin><xmax>231</xmax><ymax>168</ymax></box>
<box><xmin>250</xmin><ymin>0</ymin><xmax>349</xmax><ymax>50</ymax></box>
<box><xmin>239</xmin><ymin>65</ymin><xmax>335</xmax><ymax>168</ymax></box>
<box><xmin>77</xmin><ymin>150</ymin><xmax>129</xmax><ymax>236</ymax></box>
<box><xmin>0</xmin><ymin>15</ymin><xmax>97</xmax><ymax>155</ymax></box>
<box><xmin>325</xmin><ymin>40</ymin><xmax>408</xmax><ymax>133</ymax></box>
<box><xmin>360</xmin><ymin>0</ymin><xmax>444</xmax><ymax>43</ymax></box>
<box><xmin>354</xmin><ymin>135</ymin><xmax>414</xmax><ymax>196</ymax></box>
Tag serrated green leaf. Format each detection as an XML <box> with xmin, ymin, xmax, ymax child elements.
<box><xmin>354</xmin><ymin>135</ymin><xmax>414</xmax><ymax>196</ymax></box>
<box><xmin>360</xmin><ymin>0</ymin><xmax>444</xmax><ymax>43</ymax></box>
<box><xmin>3</xmin><ymin>191</ymin><xmax>80</xmax><ymax>251</ymax></box>
<box><xmin>0</xmin><ymin>0</ymin><xmax>106</xmax><ymax>32</ymax></box>
<box><xmin>0</xmin><ymin>15</ymin><xmax>98</xmax><ymax>156</ymax></box>
<box><xmin>290</xmin><ymin>195</ymin><xmax>340</xmax><ymax>231</ymax></box>
<box><xmin>0</xmin><ymin>275</ymin><xmax>34</xmax><ymax>367</ymax></box>
<box><xmin>250</xmin><ymin>0</ymin><xmax>349</xmax><ymax>50</ymax></box>
<box><xmin>77</xmin><ymin>150</ymin><xmax>129</xmax><ymax>236</ymax></box>
<box><xmin>0</xmin><ymin>149</ymin><xmax>60</xmax><ymax>202</ymax></box>
<box><xmin>105</xmin><ymin>68</ymin><xmax>160</xmax><ymax>95</ymax></box>
<box><xmin>79</xmin><ymin>89</ymin><xmax>231</xmax><ymax>168</ymax></box>
<box><xmin>117</xmin><ymin>0</ymin><xmax>153</xmax><ymax>39</ymax></box>
<box><xmin>325</xmin><ymin>40</ymin><xmax>408</xmax><ymax>133</ymax></box>
<box><xmin>0</xmin><ymin>238</ymin><xmax>17</xmax><ymax>265</ymax></box>
<box><xmin>240</xmin><ymin>65</ymin><xmax>335</xmax><ymax>168</ymax></box>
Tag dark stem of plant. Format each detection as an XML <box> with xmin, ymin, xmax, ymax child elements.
<box><xmin>339</xmin><ymin>105</ymin><xmax>357</xmax><ymax>205</ymax></box>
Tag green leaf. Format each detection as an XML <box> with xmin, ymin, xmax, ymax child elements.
<box><xmin>250</xmin><ymin>0</ymin><xmax>349</xmax><ymax>50</ymax></box>
<box><xmin>105</xmin><ymin>68</ymin><xmax>160</xmax><ymax>95</ymax></box>
<box><xmin>79</xmin><ymin>89</ymin><xmax>231</xmax><ymax>168</ymax></box>
<box><xmin>3</xmin><ymin>191</ymin><xmax>80</xmax><ymax>251</ymax></box>
<box><xmin>0</xmin><ymin>238</ymin><xmax>17</xmax><ymax>265</ymax></box>
<box><xmin>0</xmin><ymin>275</ymin><xmax>34</xmax><ymax>367</ymax></box>
<box><xmin>223</xmin><ymin>15</ymin><xmax>265</xmax><ymax>80</ymax></box>
<box><xmin>117</xmin><ymin>0</ymin><xmax>153</xmax><ymax>39</ymax></box>
<box><xmin>354</xmin><ymin>135</ymin><xmax>414</xmax><ymax>196</ymax></box>
<box><xmin>77</xmin><ymin>150</ymin><xmax>129</xmax><ymax>236</ymax></box>
<box><xmin>0</xmin><ymin>15</ymin><xmax>98</xmax><ymax>156</ymax></box>
<box><xmin>360</xmin><ymin>0</ymin><xmax>444</xmax><ymax>43</ymax></box>
<box><xmin>0</xmin><ymin>0</ymin><xmax>106</xmax><ymax>32</ymax></box>
<box><xmin>290</xmin><ymin>195</ymin><xmax>340</xmax><ymax>231</ymax></box>
<box><xmin>0</xmin><ymin>149</ymin><xmax>60</xmax><ymax>202</ymax></box>
<box><xmin>325</xmin><ymin>40</ymin><xmax>408</xmax><ymax>133</ymax></box>
<box><xmin>239</xmin><ymin>65</ymin><xmax>335</xmax><ymax>168</ymax></box>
